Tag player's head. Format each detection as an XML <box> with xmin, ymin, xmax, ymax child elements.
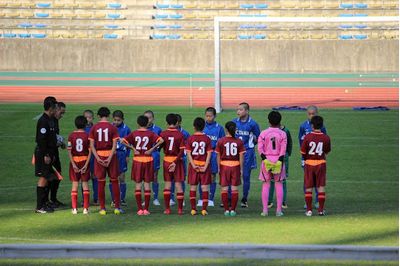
<box><xmin>74</xmin><ymin>115</ymin><xmax>87</xmax><ymax>130</ymax></box>
<box><xmin>205</xmin><ymin>107</ymin><xmax>217</xmax><ymax>123</ymax></box>
<box><xmin>311</xmin><ymin>115</ymin><xmax>324</xmax><ymax>130</ymax></box>
<box><xmin>193</xmin><ymin>117</ymin><xmax>205</xmax><ymax>132</ymax></box>
<box><xmin>55</xmin><ymin>102</ymin><xmax>66</xmax><ymax>120</ymax></box>
<box><xmin>225</xmin><ymin>121</ymin><xmax>237</xmax><ymax>138</ymax></box>
<box><xmin>175</xmin><ymin>113</ymin><xmax>182</xmax><ymax>126</ymax></box>
<box><xmin>144</xmin><ymin>110</ymin><xmax>154</xmax><ymax>125</ymax></box>
<box><xmin>43</xmin><ymin>96</ymin><xmax>57</xmax><ymax>116</ymax></box>
<box><xmin>166</xmin><ymin>113</ymin><xmax>178</xmax><ymax>127</ymax></box>
<box><xmin>237</xmin><ymin>102</ymin><xmax>250</xmax><ymax>118</ymax></box>
<box><xmin>137</xmin><ymin>115</ymin><xmax>149</xmax><ymax>128</ymax></box>
<box><xmin>268</xmin><ymin>111</ymin><xmax>281</xmax><ymax>127</ymax></box>
<box><xmin>307</xmin><ymin>105</ymin><xmax>319</xmax><ymax>120</ymax></box>
<box><xmin>112</xmin><ymin>110</ymin><xmax>124</xmax><ymax>127</ymax></box>
<box><xmin>83</xmin><ymin>109</ymin><xmax>94</xmax><ymax>125</ymax></box>
<box><xmin>97</xmin><ymin>107</ymin><xmax>111</xmax><ymax>119</ymax></box>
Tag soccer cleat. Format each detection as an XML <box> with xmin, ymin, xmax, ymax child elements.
<box><xmin>230</xmin><ymin>210</ymin><xmax>237</xmax><ymax>217</ymax></box>
<box><xmin>260</xmin><ymin>211</ymin><xmax>268</xmax><ymax>217</ymax></box>
<box><xmin>224</xmin><ymin>210</ymin><xmax>230</xmax><ymax>216</ymax></box>
<box><xmin>169</xmin><ymin>199</ymin><xmax>176</xmax><ymax>206</ymax></box>
<box><xmin>241</xmin><ymin>198</ymin><xmax>248</xmax><ymax>208</ymax></box>
<box><xmin>318</xmin><ymin>210</ymin><xmax>327</xmax><ymax>216</ymax></box>
<box><xmin>83</xmin><ymin>208</ymin><xmax>89</xmax><ymax>215</ymax></box>
<box><xmin>114</xmin><ymin>208</ymin><xmax>123</xmax><ymax>215</ymax></box>
<box><xmin>196</xmin><ymin>200</ymin><xmax>203</xmax><ymax>207</ymax></box>
<box><xmin>99</xmin><ymin>209</ymin><xmax>107</xmax><ymax>215</ymax></box>
<box><xmin>201</xmin><ymin>210</ymin><xmax>208</xmax><ymax>216</ymax></box>
<box><xmin>267</xmin><ymin>202</ymin><xmax>274</xmax><ymax>208</ymax></box>
<box><xmin>164</xmin><ymin>209</ymin><xmax>171</xmax><ymax>215</ymax></box>
<box><xmin>305</xmin><ymin>210</ymin><xmax>313</xmax><ymax>217</ymax></box>
<box><xmin>153</xmin><ymin>199</ymin><xmax>160</xmax><ymax>206</ymax></box>
<box><xmin>282</xmin><ymin>202</ymin><xmax>288</xmax><ymax>209</ymax></box>
<box><xmin>208</xmin><ymin>200</ymin><xmax>215</xmax><ymax>207</ymax></box>
<box><xmin>143</xmin><ymin>209</ymin><xmax>150</xmax><ymax>215</ymax></box>
<box><xmin>178</xmin><ymin>209</ymin><xmax>184</xmax><ymax>215</ymax></box>
<box><xmin>72</xmin><ymin>208</ymin><xmax>78</xmax><ymax>215</ymax></box>
<box><xmin>276</xmin><ymin>211</ymin><xmax>284</xmax><ymax>217</ymax></box>
<box><xmin>137</xmin><ymin>209</ymin><xmax>144</xmax><ymax>216</ymax></box>
<box><xmin>110</xmin><ymin>201</ymin><xmax>115</xmax><ymax>208</ymax></box>
<box><xmin>121</xmin><ymin>200</ymin><xmax>128</xmax><ymax>207</ymax></box>
<box><xmin>190</xmin><ymin>209</ymin><xmax>197</xmax><ymax>216</ymax></box>
<box><xmin>35</xmin><ymin>208</ymin><xmax>48</xmax><ymax>214</ymax></box>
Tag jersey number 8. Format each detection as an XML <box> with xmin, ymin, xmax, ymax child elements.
<box><xmin>76</xmin><ymin>138</ymin><xmax>83</xmax><ymax>152</ymax></box>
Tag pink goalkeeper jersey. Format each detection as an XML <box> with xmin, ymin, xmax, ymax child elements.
<box><xmin>258</xmin><ymin>127</ymin><xmax>287</xmax><ymax>163</ymax></box>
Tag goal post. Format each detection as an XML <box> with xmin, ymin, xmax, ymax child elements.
<box><xmin>213</xmin><ymin>16</ymin><xmax>400</xmax><ymax>113</ymax></box>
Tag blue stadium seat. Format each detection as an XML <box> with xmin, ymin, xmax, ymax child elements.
<box><xmin>108</xmin><ymin>3</ymin><xmax>122</xmax><ymax>9</ymax></box>
<box><xmin>238</xmin><ymin>35</ymin><xmax>252</xmax><ymax>39</ymax></box>
<box><xmin>254</xmin><ymin>34</ymin><xmax>266</xmax><ymax>39</ymax></box>
<box><xmin>169</xmin><ymin>24</ymin><xmax>182</xmax><ymax>29</ymax></box>
<box><xmin>105</xmin><ymin>24</ymin><xmax>119</xmax><ymax>29</ymax></box>
<box><xmin>240</xmin><ymin>4</ymin><xmax>254</xmax><ymax>9</ymax></box>
<box><xmin>339</xmin><ymin>13</ymin><xmax>353</xmax><ymax>17</ymax></box>
<box><xmin>18</xmin><ymin>23</ymin><xmax>33</xmax><ymax>28</ymax></box>
<box><xmin>355</xmin><ymin>24</ymin><xmax>368</xmax><ymax>29</ymax></box>
<box><xmin>32</xmin><ymin>33</ymin><xmax>47</xmax><ymax>38</ymax></box>
<box><xmin>339</xmin><ymin>24</ymin><xmax>352</xmax><ymax>29</ymax></box>
<box><xmin>36</xmin><ymin>3</ymin><xmax>51</xmax><ymax>8</ymax></box>
<box><xmin>35</xmin><ymin>13</ymin><xmax>49</xmax><ymax>18</ymax></box>
<box><xmin>35</xmin><ymin>23</ymin><xmax>47</xmax><ymax>28</ymax></box>
<box><xmin>154</xmin><ymin>14</ymin><xmax>168</xmax><ymax>19</ymax></box>
<box><xmin>239</xmin><ymin>14</ymin><xmax>254</xmax><ymax>17</ymax></box>
<box><xmin>155</xmin><ymin>3</ymin><xmax>170</xmax><ymax>9</ymax></box>
<box><xmin>255</xmin><ymin>24</ymin><xmax>267</xmax><ymax>29</ymax></box>
<box><xmin>355</xmin><ymin>13</ymin><xmax>368</xmax><ymax>17</ymax></box>
<box><xmin>107</xmin><ymin>13</ymin><xmax>121</xmax><ymax>19</ymax></box>
<box><xmin>354</xmin><ymin>34</ymin><xmax>367</xmax><ymax>39</ymax></box>
<box><xmin>18</xmin><ymin>33</ymin><xmax>31</xmax><ymax>38</ymax></box>
<box><xmin>103</xmin><ymin>33</ymin><xmax>118</xmax><ymax>39</ymax></box>
<box><xmin>355</xmin><ymin>3</ymin><xmax>368</xmax><ymax>8</ymax></box>
<box><xmin>153</xmin><ymin>24</ymin><xmax>167</xmax><ymax>29</ymax></box>
<box><xmin>169</xmin><ymin>14</ymin><xmax>183</xmax><ymax>19</ymax></box>
<box><xmin>339</xmin><ymin>34</ymin><xmax>353</xmax><ymax>39</ymax></box>
<box><xmin>171</xmin><ymin>4</ymin><xmax>183</xmax><ymax>9</ymax></box>
<box><xmin>151</xmin><ymin>34</ymin><xmax>166</xmax><ymax>39</ymax></box>
<box><xmin>0</xmin><ymin>34</ymin><xmax>2</xmax><ymax>38</ymax></box>
<box><xmin>239</xmin><ymin>24</ymin><xmax>253</xmax><ymax>29</ymax></box>
<box><xmin>340</xmin><ymin>3</ymin><xmax>354</xmax><ymax>8</ymax></box>
<box><xmin>167</xmin><ymin>34</ymin><xmax>181</xmax><ymax>39</ymax></box>
<box><xmin>255</xmin><ymin>3</ymin><xmax>268</xmax><ymax>9</ymax></box>
<box><xmin>4</xmin><ymin>33</ymin><xmax>17</xmax><ymax>38</ymax></box>
<box><xmin>254</xmin><ymin>14</ymin><xmax>267</xmax><ymax>17</ymax></box>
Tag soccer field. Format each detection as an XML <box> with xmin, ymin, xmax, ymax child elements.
<box><xmin>0</xmin><ymin>104</ymin><xmax>398</xmax><ymax>247</ymax></box>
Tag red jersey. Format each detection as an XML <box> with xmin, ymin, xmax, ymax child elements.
<box><xmin>67</xmin><ymin>131</ymin><xmax>90</xmax><ymax>157</ymax></box>
<box><xmin>185</xmin><ymin>133</ymin><xmax>212</xmax><ymax>164</ymax></box>
<box><xmin>301</xmin><ymin>131</ymin><xmax>331</xmax><ymax>164</ymax></box>
<box><xmin>88</xmin><ymin>121</ymin><xmax>119</xmax><ymax>151</ymax></box>
<box><xmin>215</xmin><ymin>136</ymin><xmax>246</xmax><ymax>162</ymax></box>
<box><xmin>122</xmin><ymin>129</ymin><xmax>161</xmax><ymax>157</ymax></box>
<box><xmin>160</xmin><ymin>128</ymin><xmax>185</xmax><ymax>159</ymax></box>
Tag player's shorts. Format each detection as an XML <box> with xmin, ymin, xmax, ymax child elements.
<box><xmin>116</xmin><ymin>150</ymin><xmax>128</xmax><ymax>174</ymax></box>
<box><xmin>304</xmin><ymin>163</ymin><xmax>326</xmax><ymax>189</ymax></box>
<box><xmin>34</xmin><ymin>148</ymin><xmax>56</xmax><ymax>180</ymax></box>
<box><xmin>94</xmin><ymin>154</ymin><xmax>119</xmax><ymax>181</ymax></box>
<box><xmin>243</xmin><ymin>148</ymin><xmax>257</xmax><ymax>177</ymax></box>
<box><xmin>210</xmin><ymin>151</ymin><xmax>218</xmax><ymax>175</ymax></box>
<box><xmin>220</xmin><ymin>165</ymin><xmax>241</xmax><ymax>187</ymax></box>
<box><xmin>258</xmin><ymin>160</ymin><xmax>286</xmax><ymax>182</ymax></box>
<box><xmin>69</xmin><ymin>161</ymin><xmax>90</xmax><ymax>182</ymax></box>
<box><xmin>163</xmin><ymin>160</ymin><xmax>185</xmax><ymax>182</ymax></box>
<box><xmin>131</xmin><ymin>160</ymin><xmax>154</xmax><ymax>183</ymax></box>
<box><xmin>152</xmin><ymin>151</ymin><xmax>160</xmax><ymax>171</ymax></box>
<box><xmin>188</xmin><ymin>164</ymin><xmax>211</xmax><ymax>186</ymax></box>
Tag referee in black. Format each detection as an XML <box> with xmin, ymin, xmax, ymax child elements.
<box><xmin>35</xmin><ymin>96</ymin><xmax>58</xmax><ymax>213</ymax></box>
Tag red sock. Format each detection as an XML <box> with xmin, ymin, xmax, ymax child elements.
<box><xmin>144</xmin><ymin>190</ymin><xmax>151</xmax><ymax>211</ymax></box>
<box><xmin>111</xmin><ymin>180</ymin><xmax>120</xmax><ymax>209</ymax></box>
<box><xmin>318</xmin><ymin>192</ymin><xmax>326</xmax><ymax>212</ymax></box>
<box><xmin>305</xmin><ymin>192</ymin><xmax>313</xmax><ymax>212</ymax></box>
<box><xmin>177</xmin><ymin>192</ymin><xmax>184</xmax><ymax>210</ymax></box>
<box><xmin>135</xmin><ymin>189</ymin><xmax>142</xmax><ymax>210</ymax></box>
<box><xmin>202</xmin><ymin>191</ymin><xmax>208</xmax><ymax>211</ymax></box>
<box><xmin>71</xmin><ymin>190</ymin><xmax>78</xmax><ymax>209</ymax></box>
<box><xmin>83</xmin><ymin>189</ymin><xmax>90</xmax><ymax>209</ymax></box>
<box><xmin>231</xmin><ymin>190</ymin><xmax>239</xmax><ymax>211</ymax></box>
<box><xmin>190</xmin><ymin>190</ymin><xmax>196</xmax><ymax>210</ymax></box>
<box><xmin>221</xmin><ymin>191</ymin><xmax>229</xmax><ymax>211</ymax></box>
<box><xmin>164</xmin><ymin>189</ymin><xmax>171</xmax><ymax>210</ymax></box>
<box><xmin>98</xmin><ymin>180</ymin><xmax>106</xmax><ymax>210</ymax></box>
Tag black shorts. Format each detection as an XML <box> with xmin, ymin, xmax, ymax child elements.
<box><xmin>34</xmin><ymin>148</ymin><xmax>56</xmax><ymax>181</ymax></box>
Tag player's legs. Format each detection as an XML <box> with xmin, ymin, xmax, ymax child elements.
<box><xmin>197</xmin><ymin>184</ymin><xmax>203</xmax><ymax>206</ymax></box>
<box><xmin>209</xmin><ymin>152</ymin><xmax>218</xmax><ymax>206</ymax></box>
<box><xmin>189</xmin><ymin>185</ymin><xmax>197</xmax><ymax>213</ymax></box>
<box><xmin>152</xmin><ymin>151</ymin><xmax>160</xmax><ymax>205</ymax></box>
<box><xmin>304</xmin><ymin>165</ymin><xmax>315</xmax><ymax>214</ymax></box>
<box><xmin>317</xmin><ymin>186</ymin><xmax>326</xmax><ymax>214</ymax></box>
<box><xmin>221</xmin><ymin>186</ymin><xmax>229</xmax><ymax>212</ymax></box>
<box><xmin>261</xmin><ymin>181</ymin><xmax>270</xmax><ymax>216</ymax></box>
<box><xmin>201</xmin><ymin>184</ymin><xmax>209</xmax><ymax>212</ymax></box>
<box><xmin>175</xmin><ymin>182</ymin><xmax>184</xmax><ymax>213</ymax></box>
<box><xmin>231</xmin><ymin>186</ymin><xmax>239</xmax><ymax>214</ymax></box>
<box><xmin>134</xmin><ymin>182</ymin><xmax>143</xmax><ymax>214</ymax></box>
<box><xmin>164</xmin><ymin>181</ymin><xmax>172</xmax><ymax>212</ymax></box>
<box><xmin>282</xmin><ymin>180</ymin><xmax>288</xmax><ymax>207</ymax></box>
<box><xmin>108</xmin><ymin>156</ymin><xmax>121</xmax><ymax>210</ymax></box>
<box><xmin>268</xmin><ymin>180</ymin><xmax>275</xmax><ymax>207</ymax></box>
<box><xmin>143</xmin><ymin>182</ymin><xmax>151</xmax><ymax>213</ymax></box>
<box><xmin>241</xmin><ymin>149</ymin><xmax>254</xmax><ymax>207</ymax></box>
<box><xmin>275</xmin><ymin>181</ymin><xmax>284</xmax><ymax>215</ymax></box>
<box><xmin>71</xmin><ymin>181</ymin><xmax>79</xmax><ymax>212</ymax></box>
<box><xmin>82</xmin><ymin>181</ymin><xmax>90</xmax><ymax>211</ymax></box>
<box><xmin>316</xmin><ymin>163</ymin><xmax>327</xmax><ymax>214</ymax></box>
<box><xmin>119</xmin><ymin>173</ymin><xmax>127</xmax><ymax>205</ymax></box>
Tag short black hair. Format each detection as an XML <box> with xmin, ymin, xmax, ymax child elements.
<box><xmin>75</xmin><ymin>115</ymin><xmax>87</xmax><ymax>129</ymax></box>
<box><xmin>268</xmin><ymin>111</ymin><xmax>282</xmax><ymax>126</ymax></box>
<box><xmin>57</xmin><ymin>102</ymin><xmax>66</xmax><ymax>109</ymax></box>
<box><xmin>193</xmin><ymin>117</ymin><xmax>205</xmax><ymax>131</ymax></box>
<box><xmin>144</xmin><ymin>110</ymin><xmax>154</xmax><ymax>118</ymax></box>
<box><xmin>175</xmin><ymin>113</ymin><xmax>182</xmax><ymax>123</ymax></box>
<box><xmin>225</xmin><ymin>121</ymin><xmax>236</xmax><ymax>138</ymax></box>
<box><xmin>113</xmin><ymin>110</ymin><xmax>124</xmax><ymax>119</ymax></box>
<box><xmin>166</xmin><ymin>113</ymin><xmax>178</xmax><ymax>126</ymax></box>
<box><xmin>311</xmin><ymin>115</ymin><xmax>324</xmax><ymax>130</ymax></box>
<box><xmin>205</xmin><ymin>107</ymin><xmax>217</xmax><ymax>116</ymax></box>
<box><xmin>83</xmin><ymin>109</ymin><xmax>94</xmax><ymax>116</ymax></box>
<box><xmin>43</xmin><ymin>96</ymin><xmax>57</xmax><ymax>111</ymax></box>
<box><xmin>137</xmin><ymin>115</ymin><xmax>149</xmax><ymax>127</ymax></box>
<box><xmin>239</xmin><ymin>102</ymin><xmax>250</xmax><ymax>111</ymax></box>
<box><xmin>97</xmin><ymin>107</ymin><xmax>110</xmax><ymax>118</ymax></box>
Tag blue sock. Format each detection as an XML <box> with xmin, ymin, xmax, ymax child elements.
<box><xmin>120</xmin><ymin>183</ymin><xmax>126</xmax><ymax>201</ymax></box>
<box><xmin>170</xmin><ymin>182</ymin><xmax>175</xmax><ymax>201</ymax></box>
<box><xmin>210</xmin><ymin>182</ymin><xmax>217</xmax><ymax>201</ymax></box>
<box><xmin>92</xmin><ymin>178</ymin><xmax>98</xmax><ymax>202</ymax></box>
<box><xmin>228</xmin><ymin>185</ymin><xmax>232</xmax><ymax>200</ymax></box>
<box><xmin>109</xmin><ymin>183</ymin><xmax>114</xmax><ymax>202</ymax></box>
<box><xmin>315</xmin><ymin>187</ymin><xmax>319</xmax><ymax>203</ymax></box>
<box><xmin>152</xmin><ymin>182</ymin><xmax>159</xmax><ymax>200</ymax></box>
<box><xmin>181</xmin><ymin>182</ymin><xmax>186</xmax><ymax>193</ymax></box>
<box><xmin>198</xmin><ymin>184</ymin><xmax>203</xmax><ymax>199</ymax></box>
<box><xmin>243</xmin><ymin>175</ymin><xmax>250</xmax><ymax>199</ymax></box>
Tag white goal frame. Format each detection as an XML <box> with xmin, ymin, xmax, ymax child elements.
<box><xmin>213</xmin><ymin>16</ymin><xmax>400</xmax><ymax>113</ymax></box>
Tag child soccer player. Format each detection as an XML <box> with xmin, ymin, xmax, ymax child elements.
<box><xmin>160</xmin><ymin>114</ymin><xmax>186</xmax><ymax>215</ymax></box>
<box><xmin>83</xmin><ymin>109</ymin><xmax>98</xmax><ymax>205</ymax></box>
<box><xmin>215</xmin><ymin>121</ymin><xmax>245</xmax><ymax>216</ymax></box>
<box><xmin>301</xmin><ymin>115</ymin><xmax>331</xmax><ymax>216</ymax></box>
<box><xmin>67</xmin><ymin>115</ymin><xmax>92</xmax><ymax>215</ymax></box>
<box><xmin>186</xmin><ymin>117</ymin><xmax>212</xmax><ymax>216</ymax></box>
<box><xmin>258</xmin><ymin>111</ymin><xmax>287</xmax><ymax>217</ymax></box>
<box><xmin>198</xmin><ymin>107</ymin><xmax>225</xmax><ymax>207</ymax></box>
<box><xmin>268</xmin><ymin>124</ymin><xmax>292</xmax><ymax>209</ymax></box>
<box><xmin>121</xmin><ymin>115</ymin><xmax>164</xmax><ymax>215</ymax></box>
<box><xmin>110</xmin><ymin>110</ymin><xmax>131</xmax><ymax>207</ymax></box>
<box><xmin>233</xmin><ymin>102</ymin><xmax>260</xmax><ymax>208</ymax></box>
<box><xmin>144</xmin><ymin>110</ymin><xmax>163</xmax><ymax>206</ymax></box>
<box><xmin>88</xmin><ymin>107</ymin><xmax>122</xmax><ymax>215</ymax></box>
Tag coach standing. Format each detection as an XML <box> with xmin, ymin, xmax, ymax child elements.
<box><xmin>35</xmin><ymin>96</ymin><xmax>58</xmax><ymax>213</ymax></box>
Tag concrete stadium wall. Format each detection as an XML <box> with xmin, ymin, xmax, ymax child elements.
<box><xmin>0</xmin><ymin>39</ymin><xmax>398</xmax><ymax>73</ymax></box>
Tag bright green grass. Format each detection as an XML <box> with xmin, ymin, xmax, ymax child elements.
<box><xmin>0</xmin><ymin>104</ymin><xmax>398</xmax><ymax>246</ymax></box>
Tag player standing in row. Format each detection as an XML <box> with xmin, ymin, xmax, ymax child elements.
<box><xmin>301</xmin><ymin>115</ymin><xmax>331</xmax><ymax>216</ymax></box>
<box><xmin>233</xmin><ymin>102</ymin><xmax>260</xmax><ymax>208</ymax></box>
<box><xmin>144</xmin><ymin>110</ymin><xmax>163</xmax><ymax>206</ymax></box>
<box><xmin>198</xmin><ymin>107</ymin><xmax>225</xmax><ymax>207</ymax></box>
<box><xmin>68</xmin><ymin>115</ymin><xmax>92</xmax><ymax>215</ymax></box>
<box><xmin>83</xmin><ymin>109</ymin><xmax>98</xmax><ymax>206</ymax></box>
<box><xmin>121</xmin><ymin>115</ymin><xmax>164</xmax><ymax>216</ymax></box>
<box><xmin>109</xmin><ymin>110</ymin><xmax>131</xmax><ymax>208</ymax></box>
<box><xmin>258</xmin><ymin>111</ymin><xmax>287</xmax><ymax>217</ymax></box>
<box><xmin>186</xmin><ymin>118</ymin><xmax>212</xmax><ymax>216</ymax></box>
<box><xmin>215</xmin><ymin>121</ymin><xmax>245</xmax><ymax>217</ymax></box>
<box><xmin>89</xmin><ymin>107</ymin><xmax>122</xmax><ymax>215</ymax></box>
<box><xmin>160</xmin><ymin>114</ymin><xmax>186</xmax><ymax>215</ymax></box>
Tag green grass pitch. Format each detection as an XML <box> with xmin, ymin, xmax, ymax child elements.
<box><xmin>0</xmin><ymin>103</ymin><xmax>398</xmax><ymax>249</ymax></box>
